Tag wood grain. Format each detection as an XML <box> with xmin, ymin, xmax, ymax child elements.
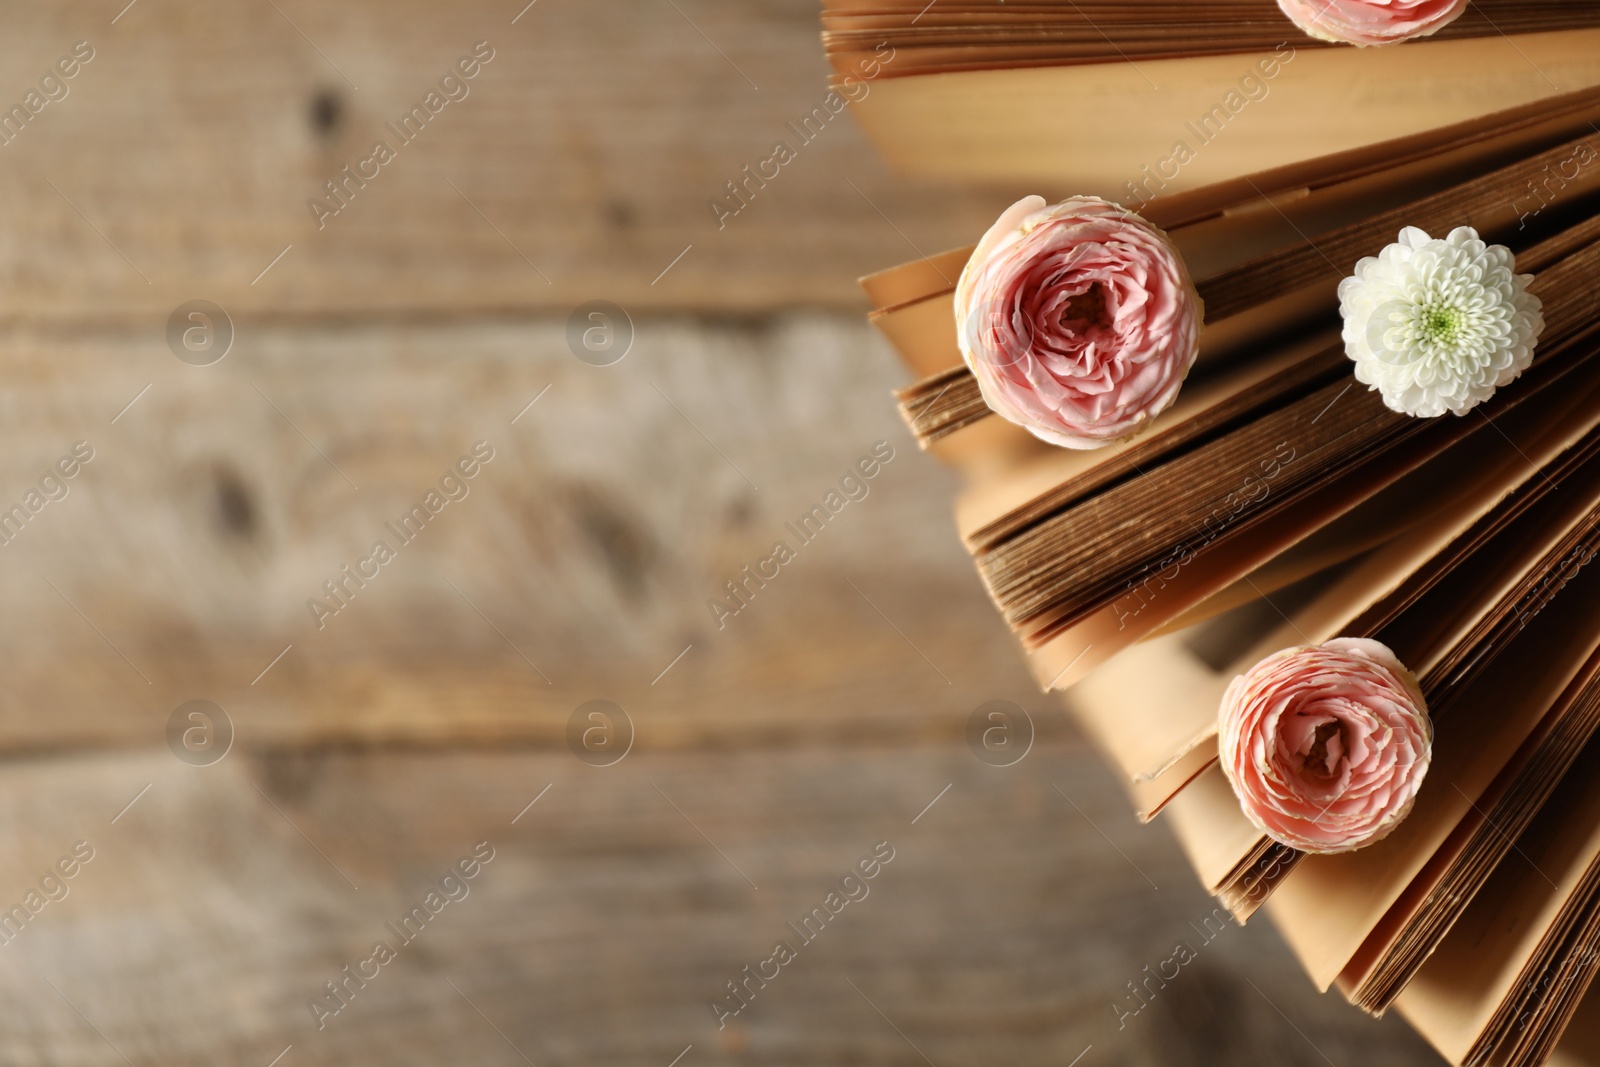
<box><xmin>0</xmin><ymin>0</ymin><xmax>1025</xmax><ymax>750</ymax></box>
<box><xmin>0</xmin><ymin>744</ymin><xmax>1440</xmax><ymax>1065</ymax></box>
<box><xmin>0</xmin><ymin>1</ymin><xmax>1013</xmax><ymax>323</ymax></box>
<box><xmin>0</xmin><ymin>314</ymin><xmax>1050</xmax><ymax>750</ymax></box>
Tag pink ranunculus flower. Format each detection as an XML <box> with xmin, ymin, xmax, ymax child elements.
<box><xmin>1218</xmin><ymin>637</ymin><xmax>1432</xmax><ymax>854</ymax></box>
<box><xmin>952</xmin><ymin>195</ymin><xmax>1203</xmax><ymax>450</ymax></box>
<box><xmin>1277</xmin><ymin>0</ymin><xmax>1470</xmax><ymax>46</ymax></box>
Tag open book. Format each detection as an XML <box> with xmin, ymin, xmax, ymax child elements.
<box><xmin>863</xmin><ymin>86</ymin><xmax>1600</xmax><ymax>1064</ymax></box>
<box><xmin>825</xmin><ymin>1</ymin><xmax>1600</xmax><ymax>194</ymax></box>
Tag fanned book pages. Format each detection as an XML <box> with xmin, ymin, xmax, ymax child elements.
<box><xmin>823</xmin><ymin>0</ymin><xmax>1600</xmax><ymax>192</ymax></box>
<box><xmin>858</xmin><ymin>82</ymin><xmax>1600</xmax><ymax>1065</ymax></box>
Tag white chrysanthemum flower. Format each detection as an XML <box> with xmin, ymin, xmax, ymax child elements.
<box><xmin>1338</xmin><ymin>226</ymin><xmax>1544</xmax><ymax>417</ymax></box>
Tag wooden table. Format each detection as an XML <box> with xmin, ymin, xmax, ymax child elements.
<box><xmin>0</xmin><ymin>2</ymin><xmax>1440</xmax><ymax>1062</ymax></box>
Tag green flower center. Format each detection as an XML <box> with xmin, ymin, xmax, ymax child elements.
<box><xmin>1418</xmin><ymin>302</ymin><xmax>1466</xmax><ymax>345</ymax></box>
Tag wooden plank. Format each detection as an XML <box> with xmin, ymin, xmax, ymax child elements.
<box><xmin>0</xmin><ymin>315</ymin><xmax>1046</xmax><ymax>750</ymax></box>
<box><xmin>0</xmin><ymin>0</ymin><xmax>1010</xmax><ymax>322</ymax></box>
<box><xmin>0</xmin><ymin>744</ymin><xmax>1439</xmax><ymax>1064</ymax></box>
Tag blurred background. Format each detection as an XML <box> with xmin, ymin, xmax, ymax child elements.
<box><xmin>0</xmin><ymin>2</ymin><xmax>1441</xmax><ymax>1063</ymax></box>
